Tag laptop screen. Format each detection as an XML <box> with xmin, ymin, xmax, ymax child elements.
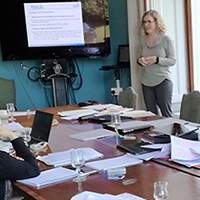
<box><xmin>31</xmin><ymin>110</ymin><xmax>54</xmax><ymax>142</ymax></box>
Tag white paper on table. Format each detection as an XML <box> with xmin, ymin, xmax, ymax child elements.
<box><xmin>13</xmin><ymin>111</ymin><xmax>35</xmax><ymax>116</ymax></box>
<box><xmin>121</xmin><ymin>110</ymin><xmax>155</xmax><ymax>118</ymax></box>
<box><xmin>80</xmin><ymin>104</ymin><xmax>122</xmax><ymax>111</ymax></box>
<box><xmin>171</xmin><ymin>136</ymin><xmax>200</xmax><ymax>161</ymax></box>
<box><xmin>172</xmin><ymin>158</ymin><xmax>200</xmax><ymax>167</ymax></box>
<box><xmin>108</xmin><ymin>120</ymin><xmax>153</xmax><ymax>130</ymax></box>
<box><xmin>70</xmin><ymin>191</ymin><xmax>115</xmax><ymax>200</ymax></box>
<box><xmin>115</xmin><ymin>193</ymin><xmax>147</xmax><ymax>200</ymax></box>
<box><xmin>69</xmin><ymin>129</ymin><xmax>116</xmax><ymax>141</ymax></box>
<box><xmin>58</xmin><ymin>109</ymin><xmax>97</xmax><ymax>117</ymax></box>
<box><xmin>37</xmin><ymin>147</ymin><xmax>103</xmax><ymax>167</ymax></box>
<box><xmin>148</xmin><ymin>117</ymin><xmax>200</xmax><ymax>129</ymax></box>
<box><xmin>2</xmin><ymin>122</ymin><xmax>24</xmax><ymax>132</ymax></box>
<box><xmin>137</xmin><ymin>143</ymin><xmax>171</xmax><ymax>161</ymax></box>
<box><xmin>137</xmin><ymin>151</ymin><xmax>161</xmax><ymax>161</ymax></box>
<box><xmin>85</xmin><ymin>153</ymin><xmax>142</xmax><ymax>171</ymax></box>
<box><xmin>70</xmin><ymin>191</ymin><xmax>147</xmax><ymax>200</ymax></box>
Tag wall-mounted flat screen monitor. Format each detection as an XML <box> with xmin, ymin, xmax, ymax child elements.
<box><xmin>0</xmin><ymin>0</ymin><xmax>110</xmax><ymax>60</ymax></box>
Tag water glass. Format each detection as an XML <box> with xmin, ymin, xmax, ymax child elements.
<box><xmin>111</xmin><ymin>113</ymin><xmax>121</xmax><ymax>127</ymax></box>
<box><xmin>111</xmin><ymin>113</ymin><xmax>121</xmax><ymax>145</ymax></box>
<box><xmin>6</xmin><ymin>103</ymin><xmax>15</xmax><ymax>122</ymax></box>
<box><xmin>70</xmin><ymin>149</ymin><xmax>86</xmax><ymax>182</ymax></box>
<box><xmin>153</xmin><ymin>181</ymin><xmax>169</xmax><ymax>200</ymax></box>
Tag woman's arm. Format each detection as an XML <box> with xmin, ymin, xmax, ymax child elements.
<box><xmin>0</xmin><ymin>127</ymin><xmax>40</xmax><ymax>180</ymax></box>
<box><xmin>159</xmin><ymin>37</ymin><xmax>176</xmax><ymax>66</ymax></box>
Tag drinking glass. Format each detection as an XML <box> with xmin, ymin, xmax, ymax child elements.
<box><xmin>111</xmin><ymin>113</ymin><xmax>121</xmax><ymax>145</ymax></box>
<box><xmin>153</xmin><ymin>181</ymin><xmax>169</xmax><ymax>200</ymax></box>
<box><xmin>20</xmin><ymin>128</ymin><xmax>31</xmax><ymax>146</ymax></box>
<box><xmin>70</xmin><ymin>149</ymin><xmax>86</xmax><ymax>182</ymax></box>
<box><xmin>6</xmin><ymin>103</ymin><xmax>15</xmax><ymax>122</ymax></box>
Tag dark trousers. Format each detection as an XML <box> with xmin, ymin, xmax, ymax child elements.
<box><xmin>142</xmin><ymin>79</ymin><xmax>173</xmax><ymax>117</ymax></box>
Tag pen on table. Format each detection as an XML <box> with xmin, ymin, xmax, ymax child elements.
<box><xmin>81</xmin><ymin>169</ymin><xmax>105</xmax><ymax>177</ymax></box>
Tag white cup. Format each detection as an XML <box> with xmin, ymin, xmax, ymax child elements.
<box><xmin>0</xmin><ymin>110</ymin><xmax>7</xmax><ymax>119</ymax></box>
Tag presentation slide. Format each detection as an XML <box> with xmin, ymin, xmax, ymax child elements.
<box><xmin>24</xmin><ymin>2</ymin><xmax>84</xmax><ymax>47</ymax></box>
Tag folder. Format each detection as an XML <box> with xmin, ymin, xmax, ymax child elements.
<box><xmin>17</xmin><ymin>167</ymin><xmax>77</xmax><ymax>188</ymax></box>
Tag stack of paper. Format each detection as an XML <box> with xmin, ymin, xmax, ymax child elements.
<box><xmin>80</xmin><ymin>104</ymin><xmax>123</xmax><ymax>111</ymax></box>
<box><xmin>17</xmin><ymin>167</ymin><xmax>77</xmax><ymax>188</ymax></box>
<box><xmin>85</xmin><ymin>153</ymin><xmax>142</xmax><ymax>170</ymax></box>
<box><xmin>2</xmin><ymin>122</ymin><xmax>24</xmax><ymax>132</ymax></box>
<box><xmin>58</xmin><ymin>109</ymin><xmax>97</xmax><ymax>120</ymax></box>
<box><xmin>69</xmin><ymin>129</ymin><xmax>116</xmax><ymax>141</ymax></box>
<box><xmin>71</xmin><ymin>191</ymin><xmax>147</xmax><ymax>200</ymax></box>
<box><xmin>121</xmin><ymin>110</ymin><xmax>155</xmax><ymax>118</ymax></box>
<box><xmin>170</xmin><ymin>136</ymin><xmax>200</xmax><ymax>167</ymax></box>
<box><xmin>37</xmin><ymin>147</ymin><xmax>103</xmax><ymax>167</ymax></box>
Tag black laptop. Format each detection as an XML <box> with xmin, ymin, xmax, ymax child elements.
<box><xmin>29</xmin><ymin>110</ymin><xmax>54</xmax><ymax>144</ymax></box>
<box><xmin>89</xmin><ymin>114</ymin><xmax>132</xmax><ymax>123</ymax></box>
<box><xmin>117</xmin><ymin>142</ymin><xmax>161</xmax><ymax>155</ymax></box>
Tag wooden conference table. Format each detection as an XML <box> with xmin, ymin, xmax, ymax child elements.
<box><xmin>12</xmin><ymin>105</ymin><xmax>200</xmax><ymax>200</ymax></box>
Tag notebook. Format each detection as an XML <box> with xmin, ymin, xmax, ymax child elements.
<box><xmin>29</xmin><ymin>110</ymin><xmax>54</xmax><ymax>144</ymax></box>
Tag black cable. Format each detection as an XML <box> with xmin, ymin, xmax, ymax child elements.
<box><xmin>68</xmin><ymin>79</ymin><xmax>77</xmax><ymax>104</ymax></box>
<box><xmin>27</xmin><ymin>66</ymin><xmax>40</xmax><ymax>82</ymax></box>
<box><xmin>72</xmin><ymin>58</ymin><xmax>83</xmax><ymax>90</ymax></box>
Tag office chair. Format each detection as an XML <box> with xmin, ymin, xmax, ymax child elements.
<box><xmin>0</xmin><ymin>77</ymin><xmax>16</xmax><ymax>110</ymax></box>
<box><xmin>179</xmin><ymin>90</ymin><xmax>200</xmax><ymax>123</ymax></box>
<box><xmin>118</xmin><ymin>86</ymin><xmax>137</xmax><ymax>109</ymax></box>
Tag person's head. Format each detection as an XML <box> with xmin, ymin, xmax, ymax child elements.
<box><xmin>141</xmin><ymin>10</ymin><xmax>166</xmax><ymax>35</ymax></box>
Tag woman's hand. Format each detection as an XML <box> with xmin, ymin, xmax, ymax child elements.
<box><xmin>0</xmin><ymin>126</ymin><xmax>18</xmax><ymax>141</ymax></box>
<box><xmin>138</xmin><ymin>57</ymin><xmax>149</xmax><ymax>66</ymax></box>
<box><xmin>138</xmin><ymin>56</ymin><xmax>157</xmax><ymax>66</ymax></box>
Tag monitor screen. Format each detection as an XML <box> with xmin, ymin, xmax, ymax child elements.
<box><xmin>0</xmin><ymin>0</ymin><xmax>110</xmax><ymax>60</ymax></box>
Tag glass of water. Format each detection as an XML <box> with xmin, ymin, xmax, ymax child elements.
<box><xmin>153</xmin><ymin>181</ymin><xmax>169</xmax><ymax>200</ymax></box>
<box><xmin>6</xmin><ymin>103</ymin><xmax>15</xmax><ymax>122</ymax></box>
<box><xmin>70</xmin><ymin>149</ymin><xmax>86</xmax><ymax>182</ymax></box>
<box><xmin>111</xmin><ymin>113</ymin><xmax>121</xmax><ymax>145</ymax></box>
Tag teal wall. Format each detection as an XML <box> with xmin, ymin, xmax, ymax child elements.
<box><xmin>0</xmin><ymin>0</ymin><xmax>130</xmax><ymax>111</ymax></box>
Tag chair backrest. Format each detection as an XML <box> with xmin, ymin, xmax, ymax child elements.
<box><xmin>180</xmin><ymin>90</ymin><xmax>200</xmax><ymax>123</ymax></box>
<box><xmin>118</xmin><ymin>86</ymin><xmax>137</xmax><ymax>109</ymax></box>
<box><xmin>0</xmin><ymin>77</ymin><xmax>16</xmax><ymax>109</ymax></box>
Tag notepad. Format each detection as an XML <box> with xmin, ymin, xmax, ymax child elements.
<box><xmin>69</xmin><ymin>129</ymin><xmax>116</xmax><ymax>141</ymax></box>
<box><xmin>85</xmin><ymin>153</ymin><xmax>143</xmax><ymax>170</ymax></box>
<box><xmin>37</xmin><ymin>147</ymin><xmax>103</xmax><ymax>167</ymax></box>
<box><xmin>17</xmin><ymin>167</ymin><xmax>77</xmax><ymax>188</ymax></box>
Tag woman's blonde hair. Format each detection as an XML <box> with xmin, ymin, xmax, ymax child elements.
<box><xmin>141</xmin><ymin>10</ymin><xmax>166</xmax><ymax>35</ymax></box>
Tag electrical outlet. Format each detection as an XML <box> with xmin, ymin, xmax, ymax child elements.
<box><xmin>111</xmin><ymin>87</ymin><xmax>123</xmax><ymax>96</ymax></box>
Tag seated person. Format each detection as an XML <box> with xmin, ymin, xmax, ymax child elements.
<box><xmin>0</xmin><ymin>127</ymin><xmax>40</xmax><ymax>199</ymax></box>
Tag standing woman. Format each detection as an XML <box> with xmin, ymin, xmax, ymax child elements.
<box><xmin>137</xmin><ymin>10</ymin><xmax>176</xmax><ymax>117</ymax></box>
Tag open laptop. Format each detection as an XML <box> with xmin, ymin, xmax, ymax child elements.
<box><xmin>28</xmin><ymin>110</ymin><xmax>54</xmax><ymax>144</ymax></box>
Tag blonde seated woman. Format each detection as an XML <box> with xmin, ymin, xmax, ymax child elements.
<box><xmin>0</xmin><ymin>127</ymin><xmax>40</xmax><ymax>200</ymax></box>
